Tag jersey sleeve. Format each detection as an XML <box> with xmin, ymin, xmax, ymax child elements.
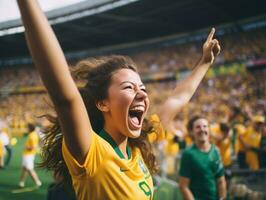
<box><xmin>179</xmin><ymin>151</ymin><xmax>191</xmax><ymax>178</ymax></box>
<box><xmin>62</xmin><ymin>132</ymin><xmax>109</xmax><ymax>177</ymax></box>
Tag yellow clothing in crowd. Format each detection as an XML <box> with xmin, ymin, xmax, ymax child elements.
<box><xmin>23</xmin><ymin>131</ymin><xmax>39</xmax><ymax>155</ymax></box>
<box><xmin>243</xmin><ymin>126</ymin><xmax>261</xmax><ymax>170</ymax></box>
<box><xmin>0</xmin><ymin>140</ymin><xmax>4</xmax><ymax>157</ymax></box>
<box><xmin>234</xmin><ymin>124</ymin><xmax>247</xmax><ymax>154</ymax></box>
<box><xmin>148</xmin><ymin>114</ymin><xmax>165</xmax><ymax>143</ymax></box>
<box><xmin>184</xmin><ymin>134</ymin><xmax>193</xmax><ymax>147</ymax></box>
<box><xmin>210</xmin><ymin>124</ymin><xmax>221</xmax><ymax>143</ymax></box>
<box><xmin>10</xmin><ymin>118</ymin><xmax>28</xmax><ymax>137</ymax></box>
<box><xmin>165</xmin><ymin>132</ymin><xmax>180</xmax><ymax>155</ymax></box>
<box><xmin>147</xmin><ymin>114</ymin><xmax>181</xmax><ymax>175</ymax></box>
<box><xmin>211</xmin><ymin>124</ymin><xmax>232</xmax><ymax>167</ymax></box>
<box><xmin>148</xmin><ymin>114</ymin><xmax>182</xmax><ymax>155</ymax></box>
<box><xmin>217</xmin><ymin>137</ymin><xmax>231</xmax><ymax>167</ymax></box>
<box><xmin>62</xmin><ymin>130</ymin><xmax>153</xmax><ymax>200</ymax></box>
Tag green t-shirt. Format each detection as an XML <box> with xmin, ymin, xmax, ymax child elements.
<box><xmin>179</xmin><ymin>144</ymin><xmax>224</xmax><ymax>200</ymax></box>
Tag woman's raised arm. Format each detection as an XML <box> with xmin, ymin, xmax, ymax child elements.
<box><xmin>17</xmin><ymin>0</ymin><xmax>93</xmax><ymax>163</ymax></box>
<box><xmin>158</xmin><ymin>28</ymin><xmax>221</xmax><ymax>131</ymax></box>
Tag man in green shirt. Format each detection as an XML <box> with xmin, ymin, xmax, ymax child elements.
<box><xmin>179</xmin><ymin>116</ymin><xmax>227</xmax><ymax>200</ymax></box>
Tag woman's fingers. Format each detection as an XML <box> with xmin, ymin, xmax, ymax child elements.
<box><xmin>206</xmin><ymin>28</ymin><xmax>215</xmax><ymax>44</ymax></box>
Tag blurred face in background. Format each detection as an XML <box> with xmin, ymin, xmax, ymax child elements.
<box><xmin>192</xmin><ymin>118</ymin><xmax>210</xmax><ymax>144</ymax></box>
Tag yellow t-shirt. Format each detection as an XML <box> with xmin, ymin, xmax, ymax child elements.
<box><xmin>148</xmin><ymin>114</ymin><xmax>179</xmax><ymax>155</ymax></box>
<box><xmin>211</xmin><ymin>124</ymin><xmax>232</xmax><ymax>167</ymax></box>
<box><xmin>164</xmin><ymin>132</ymin><xmax>180</xmax><ymax>155</ymax></box>
<box><xmin>234</xmin><ymin>124</ymin><xmax>246</xmax><ymax>153</ymax></box>
<box><xmin>0</xmin><ymin>140</ymin><xmax>4</xmax><ymax>157</ymax></box>
<box><xmin>244</xmin><ymin>127</ymin><xmax>261</xmax><ymax>170</ymax></box>
<box><xmin>217</xmin><ymin>137</ymin><xmax>232</xmax><ymax>167</ymax></box>
<box><xmin>23</xmin><ymin>131</ymin><xmax>39</xmax><ymax>155</ymax></box>
<box><xmin>62</xmin><ymin>130</ymin><xmax>154</xmax><ymax>200</ymax></box>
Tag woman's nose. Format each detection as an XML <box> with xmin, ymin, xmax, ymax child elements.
<box><xmin>136</xmin><ymin>89</ymin><xmax>148</xmax><ymax>99</ymax></box>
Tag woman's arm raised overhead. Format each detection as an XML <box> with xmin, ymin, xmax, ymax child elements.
<box><xmin>158</xmin><ymin>28</ymin><xmax>221</xmax><ymax>131</ymax></box>
<box><xmin>17</xmin><ymin>0</ymin><xmax>93</xmax><ymax>163</ymax></box>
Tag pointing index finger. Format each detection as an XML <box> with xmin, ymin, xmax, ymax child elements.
<box><xmin>207</xmin><ymin>27</ymin><xmax>215</xmax><ymax>42</ymax></box>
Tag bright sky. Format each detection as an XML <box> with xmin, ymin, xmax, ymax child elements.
<box><xmin>0</xmin><ymin>0</ymin><xmax>86</xmax><ymax>23</ymax></box>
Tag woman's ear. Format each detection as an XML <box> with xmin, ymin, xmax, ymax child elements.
<box><xmin>96</xmin><ymin>100</ymin><xmax>109</xmax><ymax>112</ymax></box>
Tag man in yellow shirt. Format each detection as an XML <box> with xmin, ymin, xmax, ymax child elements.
<box><xmin>239</xmin><ymin>116</ymin><xmax>264</xmax><ymax>170</ymax></box>
<box><xmin>211</xmin><ymin>123</ymin><xmax>233</xmax><ymax>193</ymax></box>
<box><xmin>212</xmin><ymin>123</ymin><xmax>232</xmax><ymax>168</ymax></box>
<box><xmin>19</xmin><ymin>123</ymin><xmax>42</xmax><ymax>187</ymax></box>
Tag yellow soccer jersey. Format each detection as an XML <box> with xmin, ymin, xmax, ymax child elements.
<box><xmin>23</xmin><ymin>131</ymin><xmax>39</xmax><ymax>155</ymax></box>
<box><xmin>62</xmin><ymin>129</ymin><xmax>154</xmax><ymax>200</ymax></box>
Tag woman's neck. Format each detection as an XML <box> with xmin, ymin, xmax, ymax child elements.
<box><xmin>104</xmin><ymin>125</ymin><xmax>129</xmax><ymax>159</ymax></box>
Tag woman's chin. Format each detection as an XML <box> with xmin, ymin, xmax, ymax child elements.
<box><xmin>127</xmin><ymin>129</ymin><xmax>141</xmax><ymax>138</ymax></box>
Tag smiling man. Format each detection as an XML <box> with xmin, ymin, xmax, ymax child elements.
<box><xmin>179</xmin><ymin>116</ymin><xmax>227</xmax><ymax>200</ymax></box>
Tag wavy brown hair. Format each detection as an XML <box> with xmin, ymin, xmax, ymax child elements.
<box><xmin>39</xmin><ymin>55</ymin><xmax>158</xmax><ymax>186</ymax></box>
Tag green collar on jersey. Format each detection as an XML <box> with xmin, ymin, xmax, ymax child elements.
<box><xmin>99</xmin><ymin>129</ymin><xmax>132</xmax><ymax>160</ymax></box>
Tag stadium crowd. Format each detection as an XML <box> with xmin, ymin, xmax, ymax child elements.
<box><xmin>132</xmin><ymin>27</ymin><xmax>266</xmax><ymax>75</ymax></box>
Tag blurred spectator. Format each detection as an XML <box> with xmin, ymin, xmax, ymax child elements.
<box><xmin>18</xmin><ymin>123</ymin><xmax>42</xmax><ymax>188</ymax></box>
<box><xmin>239</xmin><ymin>115</ymin><xmax>265</xmax><ymax>170</ymax></box>
<box><xmin>212</xmin><ymin>123</ymin><xmax>232</xmax><ymax>169</ymax></box>
<box><xmin>179</xmin><ymin>116</ymin><xmax>226</xmax><ymax>200</ymax></box>
<box><xmin>259</xmin><ymin>125</ymin><xmax>266</xmax><ymax>168</ymax></box>
<box><xmin>0</xmin><ymin>125</ymin><xmax>12</xmax><ymax>167</ymax></box>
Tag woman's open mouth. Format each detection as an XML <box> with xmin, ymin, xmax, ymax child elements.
<box><xmin>128</xmin><ymin>105</ymin><xmax>145</xmax><ymax>130</ymax></box>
